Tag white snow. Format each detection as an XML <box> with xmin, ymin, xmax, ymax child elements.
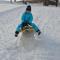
<box><xmin>0</xmin><ymin>3</ymin><xmax>60</xmax><ymax>60</ymax></box>
<box><xmin>0</xmin><ymin>4</ymin><xmax>25</xmax><ymax>12</ymax></box>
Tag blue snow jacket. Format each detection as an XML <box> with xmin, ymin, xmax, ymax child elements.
<box><xmin>21</xmin><ymin>11</ymin><xmax>33</xmax><ymax>23</ymax></box>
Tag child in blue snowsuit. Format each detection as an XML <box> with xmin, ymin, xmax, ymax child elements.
<box><xmin>15</xmin><ymin>5</ymin><xmax>41</xmax><ymax>37</ymax></box>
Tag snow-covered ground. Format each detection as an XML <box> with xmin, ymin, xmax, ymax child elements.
<box><xmin>0</xmin><ymin>3</ymin><xmax>25</xmax><ymax>12</ymax></box>
<box><xmin>0</xmin><ymin>3</ymin><xmax>60</xmax><ymax>60</ymax></box>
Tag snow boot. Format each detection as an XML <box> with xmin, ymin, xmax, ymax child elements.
<box><xmin>37</xmin><ymin>30</ymin><xmax>41</xmax><ymax>35</ymax></box>
<box><xmin>15</xmin><ymin>31</ymin><xmax>19</xmax><ymax>37</ymax></box>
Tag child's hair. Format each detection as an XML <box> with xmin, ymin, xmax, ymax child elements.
<box><xmin>26</xmin><ymin>5</ymin><xmax>31</xmax><ymax>12</ymax></box>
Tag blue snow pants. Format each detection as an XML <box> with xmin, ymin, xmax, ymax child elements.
<box><xmin>16</xmin><ymin>22</ymin><xmax>39</xmax><ymax>32</ymax></box>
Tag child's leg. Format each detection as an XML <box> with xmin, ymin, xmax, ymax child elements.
<box><xmin>15</xmin><ymin>22</ymin><xmax>27</xmax><ymax>37</ymax></box>
<box><xmin>15</xmin><ymin>23</ymin><xmax>23</xmax><ymax>37</ymax></box>
<box><xmin>29</xmin><ymin>23</ymin><xmax>41</xmax><ymax>35</ymax></box>
<box><xmin>16</xmin><ymin>23</ymin><xmax>22</xmax><ymax>32</ymax></box>
<box><xmin>29</xmin><ymin>23</ymin><xmax>39</xmax><ymax>31</ymax></box>
<box><xmin>16</xmin><ymin>22</ymin><xmax>28</xmax><ymax>32</ymax></box>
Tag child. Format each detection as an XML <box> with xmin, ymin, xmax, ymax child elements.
<box><xmin>15</xmin><ymin>5</ymin><xmax>41</xmax><ymax>37</ymax></box>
